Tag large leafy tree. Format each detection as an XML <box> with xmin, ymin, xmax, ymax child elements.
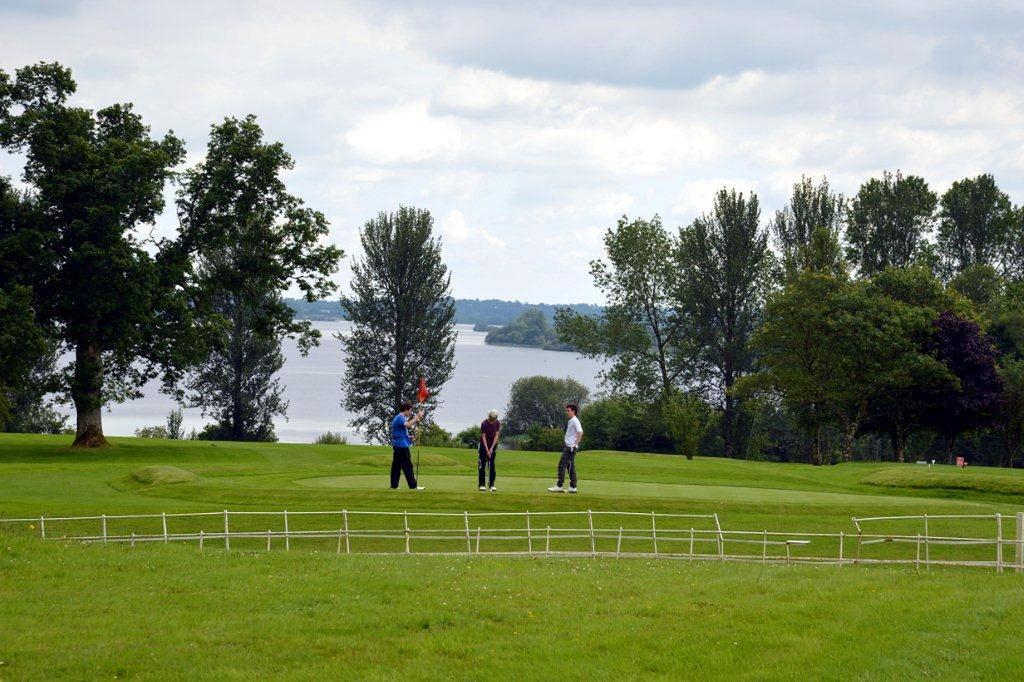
<box><xmin>859</xmin><ymin>267</ymin><xmax>964</xmax><ymax>461</ymax></box>
<box><xmin>936</xmin><ymin>174</ymin><xmax>1013</xmax><ymax>277</ymax></box>
<box><xmin>740</xmin><ymin>272</ymin><xmax>938</xmax><ymax>464</ymax></box>
<box><xmin>920</xmin><ymin>312</ymin><xmax>1003</xmax><ymax>463</ymax></box>
<box><xmin>845</xmin><ymin>171</ymin><xmax>937</xmax><ymax>277</ymax></box>
<box><xmin>771</xmin><ymin>176</ymin><xmax>845</xmax><ymax>279</ymax></box>
<box><xmin>555</xmin><ymin>215</ymin><xmax>688</xmax><ymax>399</ymax></box>
<box><xmin>176</xmin><ymin>115</ymin><xmax>342</xmax><ymax>441</ymax></box>
<box><xmin>0</xmin><ymin>62</ymin><xmax>190</xmax><ymax>446</ymax></box>
<box><xmin>676</xmin><ymin>188</ymin><xmax>773</xmax><ymax>458</ymax></box>
<box><xmin>341</xmin><ymin>206</ymin><xmax>456</xmax><ymax>443</ymax></box>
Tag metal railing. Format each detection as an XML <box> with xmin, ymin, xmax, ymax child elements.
<box><xmin>2</xmin><ymin>510</ymin><xmax>1023</xmax><ymax>571</ymax></box>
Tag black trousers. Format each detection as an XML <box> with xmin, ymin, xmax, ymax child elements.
<box><xmin>391</xmin><ymin>446</ymin><xmax>418</xmax><ymax>489</ymax></box>
<box><xmin>478</xmin><ymin>444</ymin><xmax>496</xmax><ymax>487</ymax></box>
<box><xmin>557</xmin><ymin>445</ymin><xmax>578</xmax><ymax>487</ymax></box>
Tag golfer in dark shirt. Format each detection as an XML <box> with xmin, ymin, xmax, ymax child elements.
<box><xmin>478</xmin><ymin>409</ymin><xmax>501</xmax><ymax>491</ymax></box>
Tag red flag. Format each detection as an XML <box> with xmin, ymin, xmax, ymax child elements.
<box><xmin>417</xmin><ymin>377</ymin><xmax>429</xmax><ymax>403</ymax></box>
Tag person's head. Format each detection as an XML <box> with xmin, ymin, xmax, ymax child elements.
<box><xmin>565</xmin><ymin>403</ymin><xmax>578</xmax><ymax>417</ymax></box>
<box><xmin>399</xmin><ymin>401</ymin><xmax>413</xmax><ymax>415</ymax></box>
<box><xmin>487</xmin><ymin>409</ymin><xmax>499</xmax><ymax>421</ymax></box>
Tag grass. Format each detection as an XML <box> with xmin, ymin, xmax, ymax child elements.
<box><xmin>2</xmin><ymin>433</ymin><xmax>1024</xmax><ymax>679</ymax></box>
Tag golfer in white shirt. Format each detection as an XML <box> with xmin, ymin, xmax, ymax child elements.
<box><xmin>548</xmin><ymin>403</ymin><xmax>583</xmax><ymax>494</ymax></box>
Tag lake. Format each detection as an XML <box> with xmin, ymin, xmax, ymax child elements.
<box><xmin>96</xmin><ymin>322</ymin><xmax>605</xmax><ymax>443</ymax></box>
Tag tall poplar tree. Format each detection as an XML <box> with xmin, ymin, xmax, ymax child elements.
<box><xmin>0</xmin><ymin>62</ymin><xmax>190</xmax><ymax>446</ymax></box>
<box><xmin>176</xmin><ymin>115</ymin><xmax>342</xmax><ymax>441</ymax></box>
<box><xmin>341</xmin><ymin>206</ymin><xmax>456</xmax><ymax>444</ymax></box>
<box><xmin>936</xmin><ymin>174</ymin><xmax>1013</xmax><ymax>276</ymax></box>
<box><xmin>845</xmin><ymin>171</ymin><xmax>936</xmax><ymax>277</ymax></box>
<box><xmin>771</xmin><ymin>175</ymin><xmax>845</xmax><ymax>279</ymax></box>
<box><xmin>676</xmin><ymin>188</ymin><xmax>773</xmax><ymax>458</ymax></box>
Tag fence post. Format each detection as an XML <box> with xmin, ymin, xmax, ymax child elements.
<box><xmin>839</xmin><ymin>532</ymin><xmax>844</xmax><ymax>565</ymax></box>
<box><xmin>39</xmin><ymin>516</ymin><xmax>45</xmax><ymax>539</ymax></box>
<box><xmin>997</xmin><ymin>513</ymin><xmax>1004</xmax><ymax>573</ymax></box>
<box><xmin>1016</xmin><ymin>512</ymin><xmax>1023</xmax><ymax>572</ymax></box>
<box><xmin>404</xmin><ymin>511</ymin><xmax>411</xmax><ymax>554</ymax></box>
<box><xmin>476</xmin><ymin>527</ymin><xmax>481</xmax><ymax>554</ymax></box>
<box><xmin>102</xmin><ymin>515</ymin><xmax>108</xmax><ymax>544</ymax></box>
<box><xmin>923</xmin><ymin>514</ymin><xmax>929</xmax><ymax>568</ymax></box>
<box><xmin>464</xmin><ymin>511</ymin><xmax>471</xmax><ymax>554</ymax></box>
<box><xmin>616</xmin><ymin>527</ymin><xmax>623</xmax><ymax>558</ymax></box>
<box><xmin>915</xmin><ymin>534</ymin><xmax>921</xmax><ymax>570</ymax></box>
<box><xmin>546</xmin><ymin>526</ymin><xmax>551</xmax><ymax>555</ymax></box>
<box><xmin>762</xmin><ymin>530</ymin><xmax>768</xmax><ymax>563</ymax></box>
<box><xmin>131</xmin><ymin>532</ymin><xmax>135</xmax><ymax>549</ymax></box>
<box><xmin>336</xmin><ymin>529</ymin><xmax>342</xmax><ymax>554</ymax></box>
<box><xmin>199</xmin><ymin>530</ymin><xmax>204</xmax><ymax>549</ymax></box>
<box><xmin>526</xmin><ymin>511</ymin><xmax>533</xmax><ymax>555</ymax></box>
<box><xmin>689</xmin><ymin>528</ymin><xmax>694</xmax><ymax>559</ymax></box>
<box><xmin>283</xmin><ymin>510</ymin><xmax>290</xmax><ymax>551</ymax></box>
<box><xmin>268</xmin><ymin>530</ymin><xmax>273</xmax><ymax>551</ymax></box>
<box><xmin>343</xmin><ymin>510</ymin><xmax>350</xmax><ymax>555</ymax></box>
<box><xmin>223</xmin><ymin>510</ymin><xmax>230</xmax><ymax>550</ymax></box>
<box><xmin>162</xmin><ymin>512</ymin><xmax>168</xmax><ymax>544</ymax></box>
<box><xmin>713</xmin><ymin>513</ymin><xmax>724</xmax><ymax>558</ymax></box>
<box><xmin>650</xmin><ymin>512</ymin><xmax>657</xmax><ymax>556</ymax></box>
<box><xmin>588</xmin><ymin>510</ymin><xmax>596</xmax><ymax>557</ymax></box>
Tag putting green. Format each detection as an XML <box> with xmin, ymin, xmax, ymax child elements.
<box><xmin>295</xmin><ymin>474</ymin><xmax>981</xmax><ymax>507</ymax></box>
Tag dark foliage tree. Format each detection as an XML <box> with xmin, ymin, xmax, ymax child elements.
<box><xmin>919</xmin><ymin>312</ymin><xmax>1003</xmax><ymax>463</ymax></box>
<box><xmin>0</xmin><ymin>62</ymin><xmax>191</xmax><ymax>446</ymax></box>
<box><xmin>845</xmin><ymin>171</ymin><xmax>937</xmax><ymax>277</ymax></box>
<box><xmin>676</xmin><ymin>189</ymin><xmax>773</xmax><ymax>458</ymax></box>
<box><xmin>503</xmin><ymin>375</ymin><xmax>589</xmax><ymax>436</ymax></box>
<box><xmin>341</xmin><ymin>206</ymin><xmax>456</xmax><ymax>443</ymax></box>
<box><xmin>771</xmin><ymin>176</ymin><xmax>845</xmax><ymax>279</ymax></box>
<box><xmin>176</xmin><ymin>115</ymin><xmax>342</xmax><ymax>441</ymax></box>
<box><xmin>937</xmin><ymin>174</ymin><xmax>1013</xmax><ymax>277</ymax></box>
<box><xmin>556</xmin><ymin>215</ymin><xmax>689</xmax><ymax>399</ymax></box>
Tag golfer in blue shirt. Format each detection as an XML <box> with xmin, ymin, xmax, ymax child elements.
<box><xmin>391</xmin><ymin>402</ymin><xmax>425</xmax><ymax>490</ymax></box>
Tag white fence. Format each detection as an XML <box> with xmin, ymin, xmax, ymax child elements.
<box><xmin>2</xmin><ymin>510</ymin><xmax>1023</xmax><ymax>572</ymax></box>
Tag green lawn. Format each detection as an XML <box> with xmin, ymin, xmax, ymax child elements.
<box><xmin>2</xmin><ymin>434</ymin><xmax>1024</xmax><ymax>679</ymax></box>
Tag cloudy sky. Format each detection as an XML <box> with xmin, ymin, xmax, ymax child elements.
<box><xmin>2</xmin><ymin>0</ymin><xmax>1023</xmax><ymax>303</ymax></box>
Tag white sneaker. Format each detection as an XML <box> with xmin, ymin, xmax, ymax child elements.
<box><xmin>479</xmin><ymin>486</ymin><xmax>486</xmax><ymax>491</ymax></box>
<box><xmin>416</xmin><ymin>486</ymin><xmax>425</xmax><ymax>490</ymax></box>
<box><xmin>548</xmin><ymin>485</ymin><xmax>564</xmax><ymax>493</ymax></box>
<box><xmin>490</xmin><ymin>486</ymin><xmax>496</xmax><ymax>492</ymax></box>
<box><xmin>568</xmin><ymin>487</ymin><xmax>578</xmax><ymax>494</ymax></box>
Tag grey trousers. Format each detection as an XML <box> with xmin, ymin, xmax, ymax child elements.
<box><xmin>557</xmin><ymin>445</ymin><xmax>578</xmax><ymax>487</ymax></box>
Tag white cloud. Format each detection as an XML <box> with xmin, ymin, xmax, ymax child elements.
<box><xmin>439</xmin><ymin>209</ymin><xmax>505</xmax><ymax>248</ymax></box>
<box><xmin>345</xmin><ymin>103</ymin><xmax>462</xmax><ymax>164</ymax></box>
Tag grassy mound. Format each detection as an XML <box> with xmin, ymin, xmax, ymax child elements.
<box><xmin>349</xmin><ymin>453</ymin><xmax>460</xmax><ymax>467</ymax></box>
<box><xmin>127</xmin><ymin>465</ymin><xmax>198</xmax><ymax>487</ymax></box>
<box><xmin>861</xmin><ymin>467</ymin><xmax>1024</xmax><ymax>496</ymax></box>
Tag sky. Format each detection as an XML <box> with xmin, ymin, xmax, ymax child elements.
<box><xmin>1</xmin><ymin>0</ymin><xmax>1023</xmax><ymax>304</ymax></box>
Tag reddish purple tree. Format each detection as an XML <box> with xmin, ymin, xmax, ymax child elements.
<box><xmin>920</xmin><ymin>312</ymin><xmax>1003</xmax><ymax>463</ymax></box>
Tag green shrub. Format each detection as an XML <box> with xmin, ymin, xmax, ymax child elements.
<box><xmin>521</xmin><ymin>425</ymin><xmax>565</xmax><ymax>451</ymax></box>
<box><xmin>456</xmin><ymin>425</ymin><xmax>481</xmax><ymax>448</ymax></box>
<box><xmin>314</xmin><ymin>431</ymin><xmax>348</xmax><ymax>445</ymax></box>
<box><xmin>418</xmin><ymin>422</ymin><xmax>459</xmax><ymax>448</ymax></box>
<box><xmin>134</xmin><ymin>425</ymin><xmax>169</xmax><ymax>439</ymax></box>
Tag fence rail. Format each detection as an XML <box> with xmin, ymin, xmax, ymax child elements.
<box><xmin>2</xmin><ymin>510</ymin><xmax>1023</xmax><ymax>572</ymax></box>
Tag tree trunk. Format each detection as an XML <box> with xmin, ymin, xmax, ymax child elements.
<box><xmin>889</xmin><ymin>426</ymin><xmax>907</xmax><ymax>464</ymax></box>
<box><xmin>72</xmin><ymin>340</ymin><xmax>108</xmax><ymax>447</ymax></box>
<box><xmin>840</xmin><ymin>402</ymin><xmax>865</xmax><ymax>462</ymax></box>
<box><xmin>811</xmin><ymin>425</ymin><xmax>823</xmax><ymax>466</ymax></box>
<box><xmin>944</xmin><ymin>432</ymin><xmax>957</xmax><ymax>465</ymax></box>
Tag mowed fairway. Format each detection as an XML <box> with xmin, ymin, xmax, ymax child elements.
<box><xmin>3</xmin><ymin>433</ymin><xmax>1024</xmax><ymax>679</ymax></box>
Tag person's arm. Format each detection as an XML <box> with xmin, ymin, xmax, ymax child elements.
<box><xmin>407</xmin><ymin>410</ymin><xmax>425</xmax><ymax>427</ymax></box>
<box><xmin>480</xmin><ymin>423</ymin><xmax>491</xmax><ymax>453</ymax></box>
<box><xmin>573</xmin><ymin>420</ymin><xmax>583</xmax><ymax>448</ymax></box>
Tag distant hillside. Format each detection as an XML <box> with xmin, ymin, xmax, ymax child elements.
<box><xmin>285</xmin><ymin>298</ymin><xmax>602</xmax><ymax>326</ymax></box>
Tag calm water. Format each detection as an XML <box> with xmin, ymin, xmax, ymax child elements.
<box><xmin>96</xmin><ymin>322</ymin><xmax>605</xmax><ymax>443</ymax></box>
